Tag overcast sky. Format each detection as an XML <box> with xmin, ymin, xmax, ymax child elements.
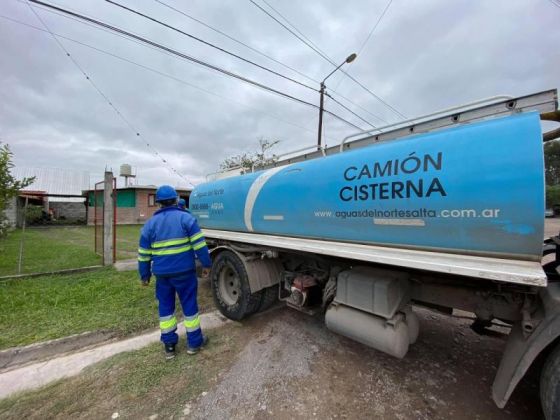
<box><xmin>1</xmin><ymin>0</ymin><xmax>559</xmax><ymax>189</ymax></box>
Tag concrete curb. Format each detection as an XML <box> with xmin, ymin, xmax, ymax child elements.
<box><xmin>0</xmin><ymin>311</ymin><xmax>232</xmax><ymax>400</ymax></box>
<box><xmin>0</xmin><ymin>330</ymin><xmax>117</xmax><ymax>371</ymax></box>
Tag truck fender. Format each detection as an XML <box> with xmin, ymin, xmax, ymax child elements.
<box><xmin>209</xmin><ymin>245</ymin><xmax>282</xmax><ymax>293</ymax></box>
<box><xmin>493</xmin><ymin>283</ymin><xmax>560</xmax><ymax>408</ymax></box>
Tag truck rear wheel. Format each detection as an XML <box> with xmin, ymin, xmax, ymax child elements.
<box><xmin>257</xmin><ymin>285</ymin><xmax>278</xmax><ymax>312</ymax></box>
<box><xmin>211</xmin><ymin>250</ymin><xmax>263</xmax><ymax>320</ymax></box>
<box><xmin>541</xmin><ymin>341</ymin><xmax>560</xmax><ymax>419</ymax></box>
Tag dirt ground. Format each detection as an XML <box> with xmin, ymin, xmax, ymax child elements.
<box><xmin>544</xmin><ymin>217</ymin><xmax>560</xmax><ymax>238</ymax></box>
<box><xmin>187</xmin><ymin>303</ymin><xmax>541</xmax><ymax>420</ymax></box>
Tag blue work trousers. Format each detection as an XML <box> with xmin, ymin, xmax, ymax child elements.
<box><xmin>155</xmin><ymin>271</ymin><xmax>203</xmax><ymax>348</ymax></box>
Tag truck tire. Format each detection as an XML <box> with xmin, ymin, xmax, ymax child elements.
<box><xmin>541</xmin><ymin>341</ymin><xmax>560</xmax><ymax>419</ymax></box>
<box><xmin>211</xmin><ymin>250</ymin><xmax>263</xmax><ymax>320</ymax></box>
<box><xmin>257</xmin><ymin>285</ymin><xmax>278</xmax><ymax>312</ymax></box>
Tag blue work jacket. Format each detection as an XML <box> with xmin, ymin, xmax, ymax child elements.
<box><xmin>138</xmin><ymin>206</ymin><xmax>212</xmax><ymax>279</ymax></box>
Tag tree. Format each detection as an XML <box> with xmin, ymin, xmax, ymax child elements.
<box><xmin>220</xmin><ymin>138</ymin><xmax>280</xmax><ymax>173</ymax></box>
<box><xmin>0</xmin><ymin>143</ymin><xmax>35</xmax><ymax>237</ymax></box>
<box><xmin>545</xmin><ymin>140</ymin><xmax>560</xmax><ymax>186</ymax></box>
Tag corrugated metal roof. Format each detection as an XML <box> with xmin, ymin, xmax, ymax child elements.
<box><xmin>13</xmin><ymin>167</ymin><xmax>90</xmax><ymax>202</ymax></box>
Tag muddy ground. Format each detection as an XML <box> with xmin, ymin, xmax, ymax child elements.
<box><xmin>188</xmin><ymin>302</ymin><xmax>542</xmax><ymax>420</ymax></box>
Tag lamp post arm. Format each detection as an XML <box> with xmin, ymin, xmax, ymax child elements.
<box><xmin>322</xmin><ymin>62</ymin><xmax>345</xmax><ymax>84</ymax></box>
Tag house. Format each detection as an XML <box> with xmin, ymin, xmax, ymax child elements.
<box><xmin>5</xmin><ymin>168</ymin><xmax>89</xmax><ymax>228</ymax></box>
<box><xmin>84</xmin><ymin>185</ymin><xmax>192</xmax><ymax>225</ymax></box>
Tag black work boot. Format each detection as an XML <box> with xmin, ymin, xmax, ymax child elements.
<box><xmin>164</xmin><ymin>343</ymin><xmax>176</xmax><ymax>360</ymax></box>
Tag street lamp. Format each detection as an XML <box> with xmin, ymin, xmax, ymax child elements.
<box><xmin>317</xmin><ymin>53</ymin><xmax>357</xmax><ymax>149</ymax></box>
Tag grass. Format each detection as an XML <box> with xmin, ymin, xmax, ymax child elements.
<box><xmin>0</xmin><ymin>268</ymin><xmax>157</xmax><ymax>349</ymax></box>
<box><xmin>0</xmin><ymin>225</ymin><xmax>144</xmax><ymax>275</ymax></box>
<box><xmin>0</xmin><ymin>326</ymin><xmax>244</xmax><ymax>419</ymax></box>
<box><xmin>0</xmin><ymin>268</ymin><xmax>215</xmax><ymax>350</ymax></box>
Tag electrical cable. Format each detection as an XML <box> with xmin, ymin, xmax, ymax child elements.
<box><xmin>19</xmin><ymin>0</ymin><xmax>380</xmax><ymax>129</ymax></box>
<box><xmin>105</xmin><ymin>0</ymin><xmax>317</xmax><ymax>92</ymax></box>
<box><xmin>28</xmin><ymin>0</ymin><xmax>365</xmax><ymax>131</ymax></box>
<box><xmin>153</xmin><ymin>0</ymin><xmax>320</xmax><ymax>85</ymax></box>
<box><xmin>325</xmin><ymin>92</ymin><xmax>377</xmax><ymax>129</ymax></box>
<box><xmin>0</xmin><ymin>13</ymin><xmax>336</xmax><ymax>142</ymax></box>
<box><xmin>249</xmin><ymin>0</ymin><xmax>407</xmax><ymax>120</ymax></box>
<box><xmin>333</xmin><ymin>0</ymin><xmax>393</xmax><ymax>91</ymax></box>
<box><xmin>108</xmin><ymin>0</ymin><xmax>378</xmax><ymax>130</ymax></box>
<box><xmin>24</xmin><ymin>1</ymin><xmax>194</xmax><ymax>186</ymax></box>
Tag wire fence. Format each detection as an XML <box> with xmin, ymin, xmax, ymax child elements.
<box><xmin>0</xmin><ymin>218</ymin><xmax>142</xmax><ymax>278</ymax></box>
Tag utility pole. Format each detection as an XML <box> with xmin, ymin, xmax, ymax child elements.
<box><xmin>317</xmin><ymin>53</ymin><xmax>357</xmax><ymax>150</ymax></box>
<box><xmin>317</xmin><ymin>82</ymin><xmax>325</xmax><ymax>150</ymax></box>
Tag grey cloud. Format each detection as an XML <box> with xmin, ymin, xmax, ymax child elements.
<box><xmin>1</xmin><ymin>0</ymin><xmax>559</xmax><ymax>189</ymax></box>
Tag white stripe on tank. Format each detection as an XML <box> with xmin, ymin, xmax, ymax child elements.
<box><xmin>244</xmin><ymin>166</ymin><xmax>288</xmax><ymax>232</ymax></box>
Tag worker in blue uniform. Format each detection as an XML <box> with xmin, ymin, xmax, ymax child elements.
<box><xmin>138</xmin><ymin>185</ymin><xmax>212</xmax><ymax>359</ymax></box>
<box><xmin>178</xmin><ymin>198</ymin><xmax>190</xmax><ymax>212</ymax></box>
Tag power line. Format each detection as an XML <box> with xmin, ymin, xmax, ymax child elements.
<box><xmin>0</xmin><ymin>13</ymin><xmax>336</xmax><ymax>142</ymax></box>
<box><xmin>325</xmin><ymin>93</ymin><xmax>376</xmax><ymax>129</ymax></box>
<box><xmin>28</xmin><ymin>0</ymin><xmax>364</xmax><ymax>131</ymax></box>
<box><xmin>153</xmin><ymin>1</ymin><xmax>388</xmax><ymax>127</ymax></box>
<box><xmin>153</xmin><ymin>0</ymin><xmax>320</xmax><ymax>85</ymax></box>
<box><xmin>333</xmin><ymin>0</ymin><xmax>393</xmax><ymax>91</ymax></box>
<box><xmin>24</xmin><ymin>1</ymin><xmax>193</xmax><ymax>186</ymax></box>
<box><xmin>105</xmin><ymin>0</ymin><xmax>317</xmax><ymax>92</ymax></box>
<box><xmin>249</xmin><ymin>0</ymin><xmax>407</xmax><ymax>120</ymax></box>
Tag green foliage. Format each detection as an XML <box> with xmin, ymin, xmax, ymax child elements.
<box><xmin>546</xmin><ymin>185</ymin><xmax>560</xmax><ymax>208</ymax></box>
<box><xmin>24</xmin><ymin>205</ymin><xmax>43</xmax><ymax>224</ymax></box>
<box><xmin>220</xmin><ymin>137</ymin><xmax>280</xmax><ymax>172</ymax></box>
<box><xmin>545</xmin><ymin>140</ymin><xmax>560</xmax><ymax>186</ymax></box>
<box><xmin>0</xmin><ymin>143</ymin><xmax>35</xmax><ymax>237</ymax></box>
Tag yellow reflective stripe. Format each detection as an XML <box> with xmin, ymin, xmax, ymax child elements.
<box><xmin>138</xmin><ymin>247</ymin><xmax>152</xmax><ymax>255</ymax></box>
<box><xmin>151</xmin><ymin>237</ymin><xmax>189</xmax><ymax>249</ymax></box>
<box><xmin>189</xmin><ymin>232</ymin><xmax>204</xmax><ymax>242</ymax></box>
<box><xmin>138</xmin><ymin>256</ymin><xmax>151</xmax><ymax>262</ymax></box>
<box><xmin>184</xmin><ymin>316</ymin><xmax>200</xmax><ymax>330</ymax></box>
<box><xmin>151</xmin><ymin>245</ymin><xmax>192</xmax><ymax>256</ymax></box>
<box><xmin>192</xmin><ymin>241</ymin><xmax>207</xmax><ymax>251</ymax></box>
<box><xmin>160</xmin><ymin>316</ymin><xmax>177</xmax><ymax>331</ymax></box>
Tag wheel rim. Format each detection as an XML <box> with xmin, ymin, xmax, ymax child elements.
<box><xmin>218</xmin><ymin>263</ymin><xmax>241</xmax><ymax>306</ymax></box>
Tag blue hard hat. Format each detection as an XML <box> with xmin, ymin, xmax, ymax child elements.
<box><xmin>178</xmin><ymin>198</ymin><xmax>186</xmax><ymax>208</ymax></box>
<box><xmin>155</xmin><ymin>185</ymin><xmax>177</xmax><ymax>202</ymax></box>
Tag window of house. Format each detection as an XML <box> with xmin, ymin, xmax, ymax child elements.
<box><xmin>148</xmin><ymin>194</ymin><xmax>156</xmax><ymax>207</ymax></box>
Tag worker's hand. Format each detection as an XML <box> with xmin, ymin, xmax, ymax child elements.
<box><xmin>201</xmin><ymin>267</ymin><xmax>211</xmax><ymax>278</ymax></box>
<box><xmin>141</xmin><ymin>277</ymin><xmax>151</xmax><ymax>286</ymax></box>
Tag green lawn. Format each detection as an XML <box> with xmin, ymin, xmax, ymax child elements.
<box><xmin>0</xmin><ymin>326</ymin><xmax>243</xmax><ymax>419</ymax></box>
<box><xmin>0</xmin><ymin>267</ymin><xmax>215</xmax><ymax>350</ymax></box>
<box><xmin>0</xmin><ymin>225</ymin><xmax>144</xmax><ymax>276</ymax></box>
<box><xmin>0</xmin><ymin>268</ymin><xmax>158</xmax><ymax>349</ymax></box>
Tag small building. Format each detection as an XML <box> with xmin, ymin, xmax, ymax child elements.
<box><xmin>84</xmin><ymin>185</ymin><xmax>192</xmax><ymax>225</ymax></box>
<box><xmin>5</xmin><ymin>167</ymin><xmax>90</xmax><ymax>228</ymax></box>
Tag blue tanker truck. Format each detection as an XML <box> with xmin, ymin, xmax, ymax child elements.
<box><xmin>191</xmin><ymin>89</ymin><xmax>560</xmax><ymax>417</ymax></box>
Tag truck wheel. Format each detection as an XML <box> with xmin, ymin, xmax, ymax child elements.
<box><xmin>257</xmin><ymin>285</ymin><xmax>278</xmax><ymax>312</ymax></box>
<box><xmin>211</xmin><ymin>250</ymin><xmax>263</xmax><ymax>320</ymax></box>
<box><xmin>541</xmin><ymin>341</ymin><xmax>560</xmax><ymax>419</ymax></box>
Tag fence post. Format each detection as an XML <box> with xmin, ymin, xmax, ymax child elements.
<box><xmin>103</xmin><ymin>171</ymin><xmax>115</xmax><ymax>265</ymax></box>
<box><xmin>17</xmin><ymin>196</ymin><xmax>29</xmax><ymax>274</ymax></box>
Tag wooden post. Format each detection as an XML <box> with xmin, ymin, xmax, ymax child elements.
<box><xmin>103</xmin><ymin>171</ymin><xmax>114</xmax><ymax>266</ymax></box>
